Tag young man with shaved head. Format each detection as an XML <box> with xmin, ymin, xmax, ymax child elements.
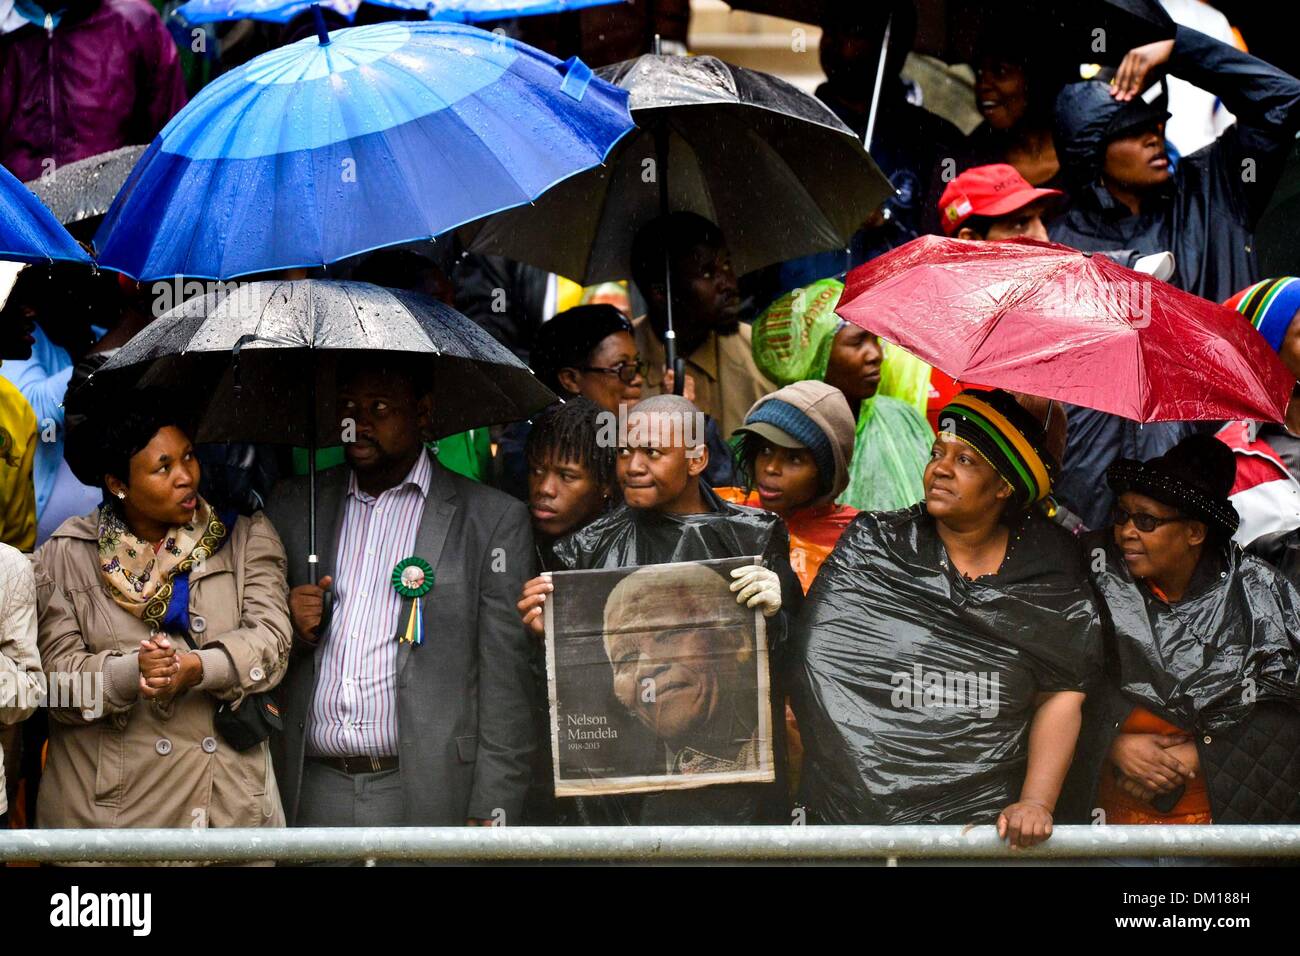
<box><xmin>518</xmin><ymin>395</ymin><xmax>801</xmax><ymax>824</ymax></box>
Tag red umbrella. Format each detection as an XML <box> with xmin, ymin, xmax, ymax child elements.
<box><xmin>836</xmin><ymin>235</ymin><xmax>1293</xmax><ymax>424</ymax></box>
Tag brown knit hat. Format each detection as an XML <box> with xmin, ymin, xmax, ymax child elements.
<box><xmin>734</xmin><ymin>380</ymin><xmax>856</xmax><ymax>508</ymax></box>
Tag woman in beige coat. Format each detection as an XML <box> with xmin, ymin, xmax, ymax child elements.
<box><xmin>34</xmin><ymin>411</ymin><xmax>291</xmax><ymax>831</ymax></box>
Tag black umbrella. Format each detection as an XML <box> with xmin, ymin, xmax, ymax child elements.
<box><xmin>462</xmin><ymin>52</ymin><xmax>890</xmax><ymax>387</ymax></box>
<box><xmin>78</xmin><ymin>279</ymin><xmax>556</xmax><ymax>574</ymax></box>
<box><xmin>24</xmin><ymin>145</ymin><xmax>148</xmax><ymax>231</ymax></box>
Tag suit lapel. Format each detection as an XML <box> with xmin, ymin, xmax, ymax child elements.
<box><xmin>396</xmin><ymin>457</ymin><xmax>457</xmax><ymax>676</ymax></box>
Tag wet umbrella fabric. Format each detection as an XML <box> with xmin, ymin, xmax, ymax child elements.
<box><xmin>173</xmin><ymin>0</ymin><xmax>624</xmax><ymax>27</ymax></box>
<box><xmin>83</xmin><ymin>279</ymin><xmax>556</xmax><ymax>446</ymax></box>
<box><xmin>835</xmin><ymin>235</ymin><xmax>1294</xmax><ymax>424</ymax></box>
<box><xmin>92</xmin><ymin>21</ymin><xmax>632</xmax><ymax>281</ymax></box>
<box><xmin>23</xmin><ymin>145</ymin><xmax>148</xmax><ymax>227</ymax></box>
<box><xmin>0</xmin><ymin>162</ymin><xmax>92</xmax><ymax>265</ymax></box>
<box><xmin>462</xmin><ymin>52</ymin><xmax>892</xmax><ymax>283</ymax></box>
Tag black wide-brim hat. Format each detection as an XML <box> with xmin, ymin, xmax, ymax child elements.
<box><xmin>1105</xmin><ymin>434</ymin><xmax>1240</xmax><ymax>539</ymax></box>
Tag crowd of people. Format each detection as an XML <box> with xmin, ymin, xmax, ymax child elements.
<box><xmin>0</xmin><ymin>0</ymin><xmax>1299</xmax><ymax>862</ymax></box>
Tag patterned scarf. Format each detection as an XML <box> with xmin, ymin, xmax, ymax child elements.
<box><xmin>98</xmin><ymin>496</ymin><xmax>228</xmax><ymax>632</ymax></box>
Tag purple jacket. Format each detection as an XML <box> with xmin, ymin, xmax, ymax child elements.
<box><xmin>0</xmin><ymin>0</ymin><xmax>186</xmax><ymax>182</ymax></box>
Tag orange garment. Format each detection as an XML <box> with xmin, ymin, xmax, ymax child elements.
<box><xmin>1098</xmin><ymin>706</ymin><xmax>1212</xmax><ymax>825</ymax></box>
<box><xmin>715</xmin><ymin>488</ymin><xmax>859</xmax><ymax>593</ymax></box>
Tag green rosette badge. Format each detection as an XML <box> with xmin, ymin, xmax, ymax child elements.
<box><xmin>392</xmin><ymin>556</ymin><xmax>434</xmax><ymax>645</ymax></box>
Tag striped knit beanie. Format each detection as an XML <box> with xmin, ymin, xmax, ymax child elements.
<box><xmin>1224</xmin><ymin>277</ymin><xmax>1300</xmax><ymax>353</ymax></box>
<box><xmin>937</xmin><ymin>389</ymin><xmax>1057</xmax><ymax>507</ymax></box>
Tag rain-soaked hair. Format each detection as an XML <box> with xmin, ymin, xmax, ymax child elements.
<box><xmin>524</xmin><ymin>397</ymin><xmax>616</xmax><ymax>494</ymax></box>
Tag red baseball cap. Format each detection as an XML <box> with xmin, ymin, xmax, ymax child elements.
<box><xmin>938</xmin><ymin>164</ymin><xmax>1063</xmax><ymax>236</ymax></box>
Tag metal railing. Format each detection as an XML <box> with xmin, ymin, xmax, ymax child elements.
<box><xmin>2</xmin><ymin>825</ymin><xmax>1299</xmax><ymax>864</ymax></box>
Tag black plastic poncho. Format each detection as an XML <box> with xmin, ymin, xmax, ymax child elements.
<box><xmin>1086</xmin><ymin>532</ymin><xmax>1300</xmax><ymax>733</ymax></box>
<box><xmin>792</xmin><ymin>505</ymin><xmax>1102</xmax><ymax>825</ymax></box>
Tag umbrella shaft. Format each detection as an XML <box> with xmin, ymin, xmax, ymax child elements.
<box><xmin>308</xmin><ymin>369</ymin><xmax>318</xmax><ymax>580</ymax></box>
<box><xmin>863</xmin><ymin>13</ymin><xmax>892</xmax><ymax>153</ymax></box>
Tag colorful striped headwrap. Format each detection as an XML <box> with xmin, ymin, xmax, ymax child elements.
<box><xmin>937</xmin><ymin>389</ymin><xmax>1056</xmax><ymax>507</ymax></box>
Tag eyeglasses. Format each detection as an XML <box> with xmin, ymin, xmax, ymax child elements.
<box><xmin>1110</xmin><ymin>505</ymin><xmax>1186</xmax><ymax>533</ymax></box>
<box><xmin>579</xmin><ymin>360</ymin><xmax>647</xmax><ymax>385</ymax></box>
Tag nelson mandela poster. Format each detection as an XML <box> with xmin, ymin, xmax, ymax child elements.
<box><xmin>543</xmin><ymin>557</ymin><xmax>774</xmax><ymax>796</ymax></box>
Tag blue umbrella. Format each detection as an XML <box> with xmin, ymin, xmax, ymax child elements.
<box><xmin>0</xmin><ymin>162</ymin><xmax>92</xmax><ymax>265</ymax></box>
<box><xmin>174</xmin><ymin>0</ymin><xmax>624</xmax><ymax>26</ymax></box>
<box><xmin>93</xmin><ymin>19</ymin><xmax>632</xmax><ymax>280</ymax></box>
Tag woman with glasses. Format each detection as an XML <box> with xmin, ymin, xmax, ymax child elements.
<box><xmin>496</xmin><ymin>305</ymin><xmax>644</xmax><ymax>501</ymax></box>
<box><xmin>1060</xmin><ymin>434</ymin><xmax>1300</xmax><ymax>826</ymax></box>
<box><xmin>532</xmin><ymin>305</ymin><xmax>646</xmax><ymax>415</ymax></box>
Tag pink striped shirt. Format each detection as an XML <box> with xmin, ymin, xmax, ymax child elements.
<box><xmin>306</xmin><ymin>451</ymin><xmax>433</xmax><ymax>758</ymax></box>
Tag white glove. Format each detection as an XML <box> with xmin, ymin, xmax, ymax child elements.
<box><xmin>729</xmin><ymin>565</ymin><xmax>782</xmax><ymax>618</ymax></box>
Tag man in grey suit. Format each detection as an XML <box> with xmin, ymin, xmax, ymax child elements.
<box><xmin>266</xmin><ymin>355</ymin><xmax>537</xmax><ymax>830</ymax></box>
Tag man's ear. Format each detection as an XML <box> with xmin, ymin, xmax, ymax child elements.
<box><xmin>1185</xmin><ymin>519</ymin><xmax>1208</xmax><ymax>548</ymax></box>
<box><xmin>686</xmin><ymin>443</ymin><xmax>710</xmax><ymax>477</ymax></box>
<box><xmin>994</xmin><ymin>479</ymin><xmax>1014</xmax><ymax>502</ymax></box>
<box><xmin>956</xmin><ymin>226</ymin><xmax>983</xmax><ymax>241</ymax></box>
<box><xmin>556</xmin><ymin>367</ymin><xmax>582</xmax><ymax>396</ymax></box>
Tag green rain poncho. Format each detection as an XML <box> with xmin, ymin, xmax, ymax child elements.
<box><xmin>752</xmin><ymin>279</ymin><xmax>933</xmax><ymax>512</ymax></box>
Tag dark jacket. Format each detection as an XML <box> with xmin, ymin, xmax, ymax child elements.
<box><xmin>0</xmin><ymin>0</ymin><xmax>187</xmax><ymax>182</ymax></box>
<box><xmin>1059</xmin><ymin>533</ymin><xmax>1300</xmax><ymax>824</ymax></box>
<box><xmin>1050</xmin><ymin>25</ymin><xmax>1300</xmax><ymax>303</ymax></box>
<box><xmin>266</xmin><ymin>455</ymin><xmax>538</xmax><ymax>826</ymax></box>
